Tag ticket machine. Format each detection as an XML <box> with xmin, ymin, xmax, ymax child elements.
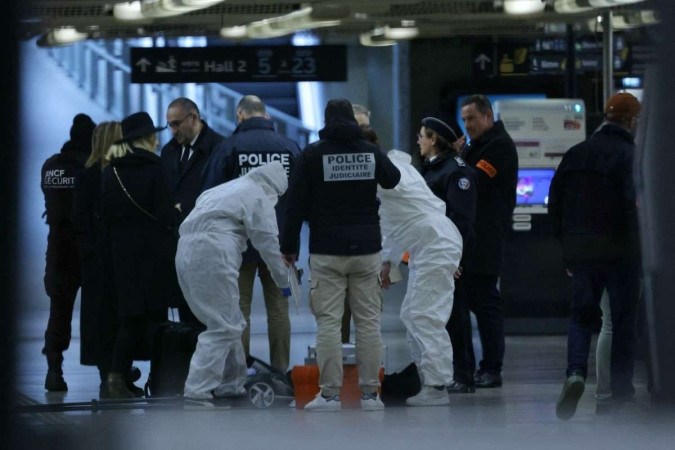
<box><xmin>493</xmin><ymin>98</ymin><xmax>586</xmax><ymax>333</ymax></box>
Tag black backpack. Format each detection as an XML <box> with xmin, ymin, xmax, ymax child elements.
<box><xmin>380</xmin><ymin>362</ymin><xmax>421</xmax><ymax>405</ymax></box>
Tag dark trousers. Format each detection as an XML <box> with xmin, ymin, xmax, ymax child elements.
<box><xmin>43</xmin><ymin>228</ymin><xmax>80</xmax><ymax>357</ymax></box>
<box><xmin>465</xmin><ymin>271</ymin><xmax>504</xmax><ymax>375</ymax></box>
<box><xmin>111</xmin><ymin>310</ymin><xmax>166</xmax><ymax>374</ymax></box>
<box><xmin>567</xmin><ymin>259</ymin><xmax>640</xmax><ymax>399</ymax></box>
<box><xmin>446</xmin><ymin>276</ymin><xmax>476</xmax><ymax>384</ymax></box>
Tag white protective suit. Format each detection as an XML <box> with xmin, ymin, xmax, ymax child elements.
<box><xmin>176</xmin><ymin>161</ymin><xmax>290</xmax><ymax>399</ymax></box>
<box><xmin>378</xmin><ymin>150</ymin><xmax>463</xmax><ymax>386</ymax></box>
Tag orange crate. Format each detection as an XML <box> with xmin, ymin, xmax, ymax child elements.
<box><xmin>291</xmin><ymin>365</ymin><xmax>384</xmax><ymax>409</ymax></box>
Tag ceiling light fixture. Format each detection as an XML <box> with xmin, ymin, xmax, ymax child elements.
<box><xmin>114</xmin><ymin>0</ymin><xmax>224</xmax><ymax>21</ymax></box>
<box><xmin>37</xmin><ymin>27</ymin><xmax>88</xmax><ymax>47</ymax></box>
<box><xmin>359</xmin><ymin>28</ymin><xmax>397</xmax><ymax>47</ymax></box>
<box><xmin>382</xmin><ymin>25</ymin><xmax>419</xmax><ymax>40</ymax></box>
<box><xmin>243</xmin><ymin>5</ymin><xmax>350</xmax><ymax>39</ymax></box>
<box><xmin>503</xmin><ymin>0</ymin><xmax>547</xmax><ymax>15</ymax></box>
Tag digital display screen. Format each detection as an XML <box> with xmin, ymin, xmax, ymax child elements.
<box><xmin>516</xmin><ymin>168</ymin><xmax>555</xmax><ymax>206</ymax></box>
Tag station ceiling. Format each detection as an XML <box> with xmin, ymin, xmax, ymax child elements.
<box><xmin>20</xmin><ymin>1</ymin><xmax>659</xmax><ymax>45</ymax></box>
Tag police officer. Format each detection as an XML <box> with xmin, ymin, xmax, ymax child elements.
<box><xmin>202</xmin><ymin>95</ymin><xmax>301</xmax><ymax>373</ymax></box>
<box><xmin>281</xmin><ymin>98</ymin><xmax>401</xmax><ymax>412</ymax></box>
<box><xmin>40</xmin><ymin>113</ymin><xmax>96</xmax><ymax>391</ymax></box>
<box><xmin>161</xmin><ymin>97</ymin><xmax>225</xmax><ymax>325</ymax></box>
<box><xmin>417</xmin><ymin>117</ymin><xmax>478</xmax><ymax>394</ymax></box>
<box><xmin>460</xmin><ymin>94</ymin><xmax>518</xmax><ymax>388</ymax></box>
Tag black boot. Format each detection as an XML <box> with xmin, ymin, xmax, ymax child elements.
<box><xmin>45</xmin><ymin>352</ymin><xmax>67</xmax><ymax>392</ymax></box>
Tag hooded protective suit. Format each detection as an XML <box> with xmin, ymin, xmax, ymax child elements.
<box><xmin>378</xmin><ymin>150</ymin><xmax>463</xmax><ymax>386</ymax></box>
<box><xmin>176</xmin><ymin>161</ymin><xmax>290</xmax><ymax>399</ymax></box>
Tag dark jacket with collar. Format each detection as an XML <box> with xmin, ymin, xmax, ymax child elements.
<box><xmin>161</xmin><ymin>120</ymin><xmax>224</xmax><ymax>222</ymax></box>
<box><xmin>102</xmin><ymin>149</ymin><xmax>180</xmax><ymax>317</ymax></box>
<box><xmin>201</xmin><ymin>116</ymin><xmax>301</xmax><ymax>264</ymax></box>
<box><xmin>548</xmin><ymin>123</ymin><xmax>639</xmax><ymax>266</ymax></box>
<box><xmin>281</xmin><ymin>109</ymin><xmax>401</xmax><ymax>256</ymax></box>
<box><xmin>421</xmin><ymin>151</ymin><xmax>477</xmax><ymax>264</ymax></box>
<box><xmin>461</xmin><ymin>120</ymin><xmax>518</xmax><ymax>275</ymax></box>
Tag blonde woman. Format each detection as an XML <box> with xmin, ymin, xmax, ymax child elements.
<box><xmin>101</xmin><ymin>112</ymin><xmax>180</xmax><ymax>398</ymax></box>
<box><xmin>73</xmin><ymin>121</ymin><xmax>129</xmax><ymax>397</ymax></box>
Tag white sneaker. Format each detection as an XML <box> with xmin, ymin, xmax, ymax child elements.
<box><xmin>406</xmin><ymin>385</ymin><xmax>450</xmax><ymax>406</ymax></box>
<box><xmin>304</xmin><ymin>392</ymin><xmax>341</xmax><ymax>412</ymax></box>
<box><xmin>361</xmin><ymin>392</ymin><xmax>385</xmax><ymax>411</ymax></box>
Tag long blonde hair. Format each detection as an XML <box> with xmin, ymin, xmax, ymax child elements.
<box><xmin>104</xmin><ymin>133</ymin><xmax>159</xmax><ymax>165</ymax></box>
<box><xmin>86</xmin><ymin>121</ymin><xmax>122</xmax><ymax>169</ymax></box>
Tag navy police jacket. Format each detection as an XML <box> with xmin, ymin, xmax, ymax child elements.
<box><xmin>421</xmin><ymin>151</ymin><xmax>477</xmax><ymax>263</ymax></box>
<box><xmin>281</xmin><ymin>119</ymin><xmax>401</xmax><ymax>256</ymax></box>
<box><xmin>202</xmin><ymin>116</ymin><xmax>301</xmax><ymax>264</ymax></box>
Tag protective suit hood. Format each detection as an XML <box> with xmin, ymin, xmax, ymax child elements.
<box><xmin>245</xmin><ymin>161</ymin><xmax>288</xmax><ymax>199</ymax></box>
<box><xmin>387</xmin><ymin>149</ymin><xmax>412</xmax><ymax>165</ymax></box>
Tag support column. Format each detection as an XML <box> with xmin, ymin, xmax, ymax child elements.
<box><xmin>602</xmin><ymin>10</ymin><xmax>614</xmax><ymax>106</ymax></box>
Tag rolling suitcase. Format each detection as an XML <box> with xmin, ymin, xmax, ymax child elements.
<box><xmin>144</xmin><ymin>321</ymin><xmax>205</xmax><ymax>398</ymax></box>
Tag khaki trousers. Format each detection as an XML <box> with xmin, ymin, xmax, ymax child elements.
<box><xmin>309</xmin><ymin>253</ymin><xmax>382</xmax><ymax>396</ymax></box>
<box><xmin>239</xmin><ymin>261</ymin><xmax>290</xmax><ymax>373</ymax></box>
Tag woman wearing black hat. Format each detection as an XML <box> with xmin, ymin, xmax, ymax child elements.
<box><xmin>418</xmin><ymin>117</ymin><xmax>479</xmax><ymax>394</ymax></box>
<box><xmin>100</xmin><ymin>112</ymin><xmax>180</xmax><ymax>398</ymax></box>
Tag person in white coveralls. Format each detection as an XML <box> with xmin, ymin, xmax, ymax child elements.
<box><xmin>176</xmin><ymin>161</ymin><xmax>290</xmax><ymax>404</ymax></box>
<box><xmin>378</xmin><ymin>150</ymin><xmax>463</xmax><ymax>407</ymax></box>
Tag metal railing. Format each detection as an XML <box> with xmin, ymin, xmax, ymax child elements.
<box><xmin>47</xmin><ymin>39</ymin><xmax>315</xmax><ymax>148</ymax></box>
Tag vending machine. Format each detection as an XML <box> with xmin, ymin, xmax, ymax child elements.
<box><xmin>493</xmin><ymin>98</ymin><xmax>586</xmax><ymax>333</ymax></box>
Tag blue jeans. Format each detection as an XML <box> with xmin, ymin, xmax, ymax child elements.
<box><xmin>567</xmin><ymin>259</ymin><xmax>640</xmax><ymax>399</ymax></box>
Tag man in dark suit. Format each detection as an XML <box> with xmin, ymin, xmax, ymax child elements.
<box><xmin>161</xmin><ymin>97</ymin><xmax>225</xmax><ymax>324</ymax></box>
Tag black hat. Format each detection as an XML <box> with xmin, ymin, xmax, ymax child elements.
<box><xmin>119</xmin><ymin>112</ymin><xmax>165</xmax><ymax>142</ymax></box>
<box><xmin>69</xmin><ymin>113</ymin><xmax>96</xmax><ymax>147</ymax></box>
<box><xmin>421</xmin><ymin>117</ymin><xmax>459</xmax><ymax>143</ymax></box>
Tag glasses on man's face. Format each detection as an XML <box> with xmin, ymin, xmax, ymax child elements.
<box><xmin>167</xmin><ymin>113</ymin><xmax>193</xmax><ymax>129</ymax></box>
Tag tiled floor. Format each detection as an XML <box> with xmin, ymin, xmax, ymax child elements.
<box><xmin>12</xmin><ymin>276</ymin><xmax>672</xmax><ymax>450</ymax></box>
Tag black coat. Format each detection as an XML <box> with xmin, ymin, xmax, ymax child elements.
<box><xmin>72</xmin><ymin>163</ymin><xmax>117</xmax><ymax>366</ymax></box>
<box><xmin>461</xmin><ymin>120</ymin><xmax>518</xmax><ymax>275</ymax></box>
<box><xmin>202</xmin><ymin>116</ymin><xmax>301</xmax><ymax>264</ymax></box>
<box><xmin>161</xmin><ymin>121</ymin><xmax>224</xmax><ymax>223</ymax></box>
<box><xmin>101</xmin><ymin>148</ymin><xmax>180</xmax><ymax>318</ymax></box>
<box><xmin>548</xmin><ymin>123</ymin><xmax>639</xmax><ymax>266</ymax></box>
<box><xmin>421</xmin><ymin>151</ymin><xmax>477</xmax><ymax>263</ymax></box>
<box><xmin>281</xmin><ymin>118</ymin><xmax>401</xmax><ymax>256</ymax></box>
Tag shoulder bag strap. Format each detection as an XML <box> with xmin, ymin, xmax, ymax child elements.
<box><xmin>113</xmin><ymin>166</ymin><xmax>158</xmax><ymax>221</ymax></box>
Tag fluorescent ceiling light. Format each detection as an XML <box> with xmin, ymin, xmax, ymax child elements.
<box><xmin>504</xmin><ymin>0</ymin><xmax>547</xmax><ymax>15</ymax></box>
<box><xmin>554</xmin><ymin>0</ymin><xmax>593</xmax><ymax>13</ymax></box>
<box><xmin>220</xmin><ymin>26</ymin><xmax>248</xmax><ymax>38</ymax></box>
<box><xmin>383</xmin><ymin>25</ymin><xmax>419</xmax><ymax>40</ymax></box>
<box><xmin>359</xmin><ymin>28</ymin><xmax>396</xmax><ymax>47</ymax></box>
<box><xmin>244</xmin><ymin>5</ymin><xmax>349</xmax><ymax>39</ymax></box>
<box><xmin>588</xmin><ymin>0</ymin><xmax>646</xmax><ymax>6</ymax></box>
<box><xmin>113</xmin><ymin>2</ymin><xmax>147</xmax><ymax>21</ymax></box>
<box><xmin>37</xmin><ymin>27</ymin><xmax>88</xmax><ymax>47</ymax></box>
<box><xmin>113</xmin><ymin>0</ymin><xmax>224</xmax><ymax>20</ymax></box>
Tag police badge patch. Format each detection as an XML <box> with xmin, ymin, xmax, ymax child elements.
<box><xmin>458</xmin><ymin>177</ymin><xmax>470</xmax><ymax>190</ymax></box>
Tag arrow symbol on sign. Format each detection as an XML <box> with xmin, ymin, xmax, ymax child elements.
<box><xmin>474</xmin><ymin>53</ymin><xmax>491</xmax><ymax>71</ymax></box>
<box><xmin>135</xmin><ymin>58</ymin><xmax>152</xmax><ymax>73</ymax></box>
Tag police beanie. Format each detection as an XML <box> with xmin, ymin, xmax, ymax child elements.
<box><xmin>70</xmin><ymin>114</ymin><xmax>96</xmax><ymax>143</ymax></box>
<box><xmin>605</xmin><ymin>93</ymin><xmax>640</xmax><ymax>121</ymax></box>
<box><xmin>421</xmin><ymin>117</ymin><xmax>459</xmax><ymax>144</ymax></box>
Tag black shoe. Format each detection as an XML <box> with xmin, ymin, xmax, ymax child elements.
<box><xmin>45</xmin><ymin>369</ymin><xmax>68</xmax><ymax>392</ymax></box>
<box><xmin>446</xmin><ymin>381</ymin><xmax>476</xmax><ymax>394</ymax></box>
<box><xmin>129</xmin><ymin>366</ymin><xmax>142</xmax><ymax>383</ymax></box>
<box><xmin>474</xmin><ymin>372</ymin><xmax>502</xmax><ymax>388</ymax></box>
<box><xmin>556</xmin><ymin>373</ymin><xmax>585</xmax><ymax>420</ymax></box>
